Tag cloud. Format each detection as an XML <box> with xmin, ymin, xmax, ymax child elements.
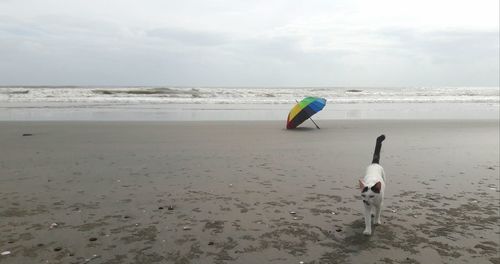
<box><xmin>381</xmin><ymin>28</ymin><xmax>499</xmax><ymax>62</ymax></box>
<box><xmin>147</xmin><ymin>27</ymin><xmax>230</xmax><ymax>46</ymax></box>
<box><xmin>0</xmin><ymin>0</ymin><xmax>498</xmax><ymax>86</ymax></box>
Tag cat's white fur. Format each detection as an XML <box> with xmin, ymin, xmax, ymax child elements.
<box><xmin>359</xmin><ymin>163</ymin><xmax>385</xmax><ymax>235</ymax></box>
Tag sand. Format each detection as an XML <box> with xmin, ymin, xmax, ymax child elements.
<box><xmin>0</xmin><ymin>120</ymin><xmax>498</xmax><ymax>264</ymax></box>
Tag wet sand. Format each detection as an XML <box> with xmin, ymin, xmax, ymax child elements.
<box><xmin>0</xmin><ymin>120</ymin><xmax>499</xmax><ymax>263</ymax></box>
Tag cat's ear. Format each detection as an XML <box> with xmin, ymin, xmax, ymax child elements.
<box><xmin>371</xmin><ymin>181</ymin><xmax>382</xmax><ymax>193</ymax></box>
<box><xmin>359</xmin><ymin>179</ymin><xmax>365</xmax><ymax>190</ymax></box>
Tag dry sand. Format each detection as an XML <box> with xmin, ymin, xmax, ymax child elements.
<box><xmin>0</xmin><ymin>120</ymin><xmax>498</xmax><ymax>264</ymax></box>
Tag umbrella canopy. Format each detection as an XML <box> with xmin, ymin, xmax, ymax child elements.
<box><xmin>286</xmin><ymin>97</ymin><xmax>326</xmax><ymax>129</ymax></box>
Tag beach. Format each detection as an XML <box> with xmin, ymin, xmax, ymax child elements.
<box><xmin>1</xmin><ymin>0</ymin><xmax>499</xmax><ymax>261</ymax></box>
<box><xmin>0</xmin><ymin>120</ymin><xmax>498</xmax><ymax>263</ymax></box>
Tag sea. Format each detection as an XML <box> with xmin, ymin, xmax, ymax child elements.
<box><xmin>0</xmin><ymin>86</ymin><xmax>498</xmax><ymax>121</ymax></box>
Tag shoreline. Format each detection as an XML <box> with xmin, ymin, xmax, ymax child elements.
<box><xmin>0</xmin><ymin>102</ymin><xmax>499</xmax><ymax>121</ymax></box>
<box><xmin>0</xmin><ymin>119</ymin><xmax>499</xmax><ymax>263</ymax></box>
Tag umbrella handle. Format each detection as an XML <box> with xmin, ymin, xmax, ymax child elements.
<box><xmin>295</xmin><ymin>99</ymin><xmax>320</xmax><ymax>129</ymax></box>
<box><xmin>310</xmin><ymin>117</ymin><xmax>320</xmax><ymax>129</ymax></box>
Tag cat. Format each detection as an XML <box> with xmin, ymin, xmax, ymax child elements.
<box><xmin>359</xmin><ymin>134</ymin><xmax>386</xmax><ymax>235</ymax></box>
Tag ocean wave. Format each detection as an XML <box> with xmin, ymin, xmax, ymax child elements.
<box><xmin>0</xmin><ymin>89</ymin><xmax>30</xmax><ymax>94</ymax></box>
<box><xmin>92</xmin><ymin>87</ymin><xmax>201</xmax><ymax>96</ymax></box>
<box><xmin>0</xmin><ymin>86</ymin><xmax>498</xmax><ymax>104</ymax></box>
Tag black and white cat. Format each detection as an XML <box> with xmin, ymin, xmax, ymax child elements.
<box><xmin>359</xmin><ymin>135</ymin><xmax>386</xmax><ymax>235</ymax></box>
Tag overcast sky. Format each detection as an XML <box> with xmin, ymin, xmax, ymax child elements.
<box><xmin>0</xmin><ymin>0</ymin><xmax>498</xmax><ymax>87</ymax></box>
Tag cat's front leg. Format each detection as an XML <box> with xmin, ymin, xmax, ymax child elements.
<box><xmin>363</xmin><ymin>205</ymin><xmax>372</xmax><ymax>235</ymax></box>
<box><xmin>374</xmin><ymin>203</ymin><xmax>382</xmax><ymax>225</ymax></box>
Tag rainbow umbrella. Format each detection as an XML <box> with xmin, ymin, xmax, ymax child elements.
<box><xmin>287</xmin><ymin>97</ymin><xmax>326</xmax><ymax>129</ymax></box>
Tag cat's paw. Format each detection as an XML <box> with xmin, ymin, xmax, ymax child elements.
<box><xmin>363</xmin><ymin>229</ymin><xmax>372</xmax><ymax>236</ymax></box>
<box><xmin>375</xmin><ymin>220</ymin><xmax>382</xmax><ymax>225</ymax></box>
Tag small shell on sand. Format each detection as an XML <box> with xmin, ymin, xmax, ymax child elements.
<box><xmin>183</xmin><ymin>226</ymin><xmax>191</xmax><ymax>230</ymax></box>
<box><xmin>84</xmin><ymin>254</ymin><xmax>99</xmax><ymax>263</ymax></box>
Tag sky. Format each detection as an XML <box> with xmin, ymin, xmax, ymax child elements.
<box><xmin>0</xmin><ymin>0</ymin><xmax>498</xmax><ymax>87</ymax></box>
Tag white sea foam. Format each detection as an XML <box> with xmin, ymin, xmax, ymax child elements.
<box><xmin>0</xmin><ymin>86</ymin><xmax>498</xmax><ymax>105</ymax></box>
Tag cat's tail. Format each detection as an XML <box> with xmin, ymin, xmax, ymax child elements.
<box><xmin>371</xmin><ymin>134</ymin><xmax>385</xmax><ymax>164</ymax></box>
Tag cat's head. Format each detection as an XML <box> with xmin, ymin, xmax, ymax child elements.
<box><xmin>358</xmin><ymin>180</ymin><xmax>382</xmax><ymax>205</ymax></box>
